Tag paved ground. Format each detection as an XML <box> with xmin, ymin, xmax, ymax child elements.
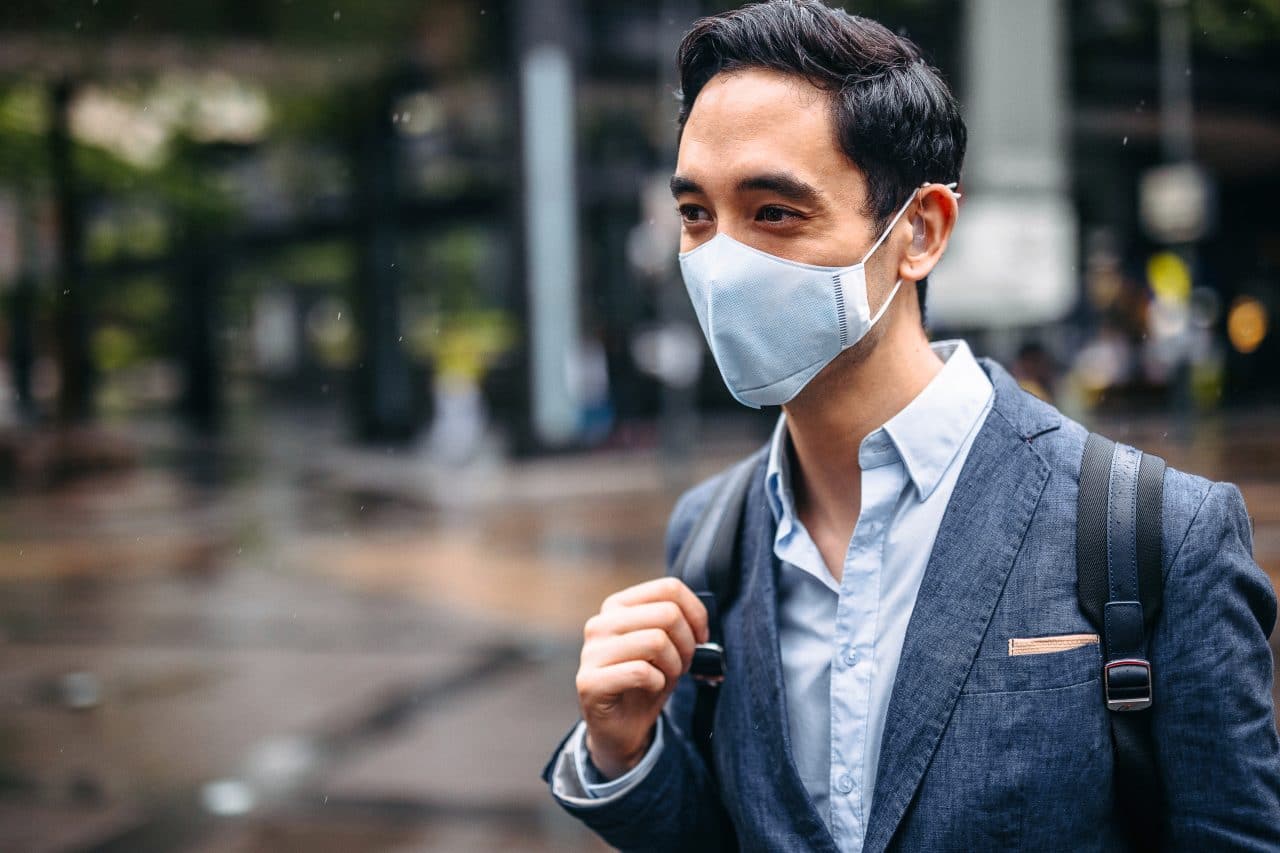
<box><xmin>0</xmin><ymin>406</ymin><xmax>1277</xmax><ymax>852</ymax></box>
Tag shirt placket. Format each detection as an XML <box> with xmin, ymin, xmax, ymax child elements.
<box><xmin>827</xmin><ymin>445</ymin><xmax>903</xmax><ymax>848</ymax></box>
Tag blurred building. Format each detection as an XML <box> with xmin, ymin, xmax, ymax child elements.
<box><xmin>0</xmin><ymin>0</ymin><xmax>1277</xmax><ymax>459</ymax></box>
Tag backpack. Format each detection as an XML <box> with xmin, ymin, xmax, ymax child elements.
<box><xmin>672</xmin><ymin>432</ymin><xmax>1167</xmax><ymax>852</ymax></box>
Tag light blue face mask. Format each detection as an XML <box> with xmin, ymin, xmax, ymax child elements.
<box><xmin>677</xmin><ymin>182</ymin><xmax>956</xmax><ymax>408</ymax></box>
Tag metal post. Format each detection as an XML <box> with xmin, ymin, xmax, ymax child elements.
<box><xmin>1157</xmin><ymin>0</ymin><xmax>1196</xmax><ymax>435</ymax></box>
<box><xmin>175</xmin><ymin>227</ymin><xmax>222</xmax><ymax>433</ymax></box>
<box><xmin>1158</xmin><ymin>0</ymin><xmax>1194</xmax><ymax>164</ymax></box>
<box><xmin>516</xmin><ymin>0</ymin><xmax>581</xmax><ymax>448</ymax></box>
<box><xmin>49</xmin><ymin>79</ymin><xmax>93</xmax><ymax>423</ymax></box>
<box><xmin>10</xmin><ymin>198</ymin><xmax>37</xmax><ymax>421</ymax></box>
<box><xmin>351</xmin><ymin>80</ymin><xmax>415</xmax><ymax>443</ymax></box>
<box><xmin>657</xmin><ymin>0</ymin><xmax>701</xmax><ymax>482</ymax></box>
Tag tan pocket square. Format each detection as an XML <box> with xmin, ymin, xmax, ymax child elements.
<box><xmin>1007</xmin><ymin>633</ymin><xmax>1099</xmax><ymax>656</ymax></box>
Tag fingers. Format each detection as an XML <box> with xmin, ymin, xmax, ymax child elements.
<box><xmin>577</xmin><ymin>659</ymin><xmax>666</xmax><ymax>700</ymax></box>
<box><xmin>585</xmin><ymin>601</ymin><xmax>698</xmax><ymax>669</ymax></box>
<box><xmin>577</xmin><ymin>578</ymin><xmax>712</xmax><ymax>713</ymax></box>
<box><xmin>582</xmin><ymin>627</ymin><xmax>685</xmax><ymax>690</ymax></box>
<box><xmin>601</xmin><ymin>577</ymin><xmax>709</xmax><ymax>645</ymax></box>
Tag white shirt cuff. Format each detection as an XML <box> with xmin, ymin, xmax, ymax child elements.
<box><xmin>571</xmin><ymin>718</ymin><xmax>665</xmax><ymax>800</ymax></box>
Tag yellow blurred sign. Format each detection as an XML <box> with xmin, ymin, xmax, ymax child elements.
<box><xmin>1146</xmin><ymin>252</ymin><xmax>1191</xmax><ymax>305</ymax></box>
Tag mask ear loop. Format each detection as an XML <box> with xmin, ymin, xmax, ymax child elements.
<box><xmin>860</xmin><ymin>181</ymin><xmax>962</xmax><ymax>264</ymax></box>
<box><xmin>860</xmin><ymin>183</ymin><xmax>962</xmax><ymax>263</ymax></box>
<box><xmin>866</xmin><ymin>278</ymin><xmax>904</xmax><ymax>329</ymax></box>
<box><xmin>860</xmin><ymin>181</ymin><xmax>961</xmax><ymax>327</ymax></box>
<box><xmin>860</xmin><ymin>190</ymin><xmax>920</xmax><ymax>265</ymax></box>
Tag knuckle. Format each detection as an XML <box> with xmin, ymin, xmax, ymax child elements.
<box><xmin>658</xmin><ymin>601</ymin><xmax>682</xmax><ymax>629</ymax></box>
<box><xmin>630</xmin><ymin>663</ymin><xmax>657</xmax><ymax>692</ymax></box>
<box><xmin>658</xmin><ymin>576</ymin><xmax>684</xmax><ymax>597</ymax></box>
<box><xmin>643</xmin><ymin>629</ymin><xmax>668</xmax><ymax>657</ymax></box>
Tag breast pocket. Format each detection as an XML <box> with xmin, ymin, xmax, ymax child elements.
<box><xmin>962</xmin><ymin>634</ymin><xmax>1101</xmax><ymax>695</ymax></box>
<box><xmin>930</xmin><ymin>637</ymin><xmax>1114</xmax><ymax>850</ymax></box>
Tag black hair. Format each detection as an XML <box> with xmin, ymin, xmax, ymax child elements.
<box><xmin>675</xmin><ymin>0</ymin><xmax>966</xmax><ymax>325</ymax></box>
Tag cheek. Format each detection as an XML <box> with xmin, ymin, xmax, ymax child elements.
<box><xmin>855</xmin><ymin>253</ymin><xmax>910</xmax><ymax>316</ymax></box>
<box><xmin>807</xmin><ymin>202</ymin><xmax>876</xmax><ymax>261</ymax></box>
<box><xmin>679</xmin><ymin>232</ymin><xmax>710</xmax><ymax>255</ymax></box>
<box><xmin>798</xmin><ymin>220</ymin><xmax>874</xmax><ymax>268</ymax></box>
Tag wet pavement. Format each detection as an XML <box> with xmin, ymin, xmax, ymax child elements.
<box><xmin>1</xmin><ymin>406</ymin><xmax>1278</xmax><ymax>852</ymax></box>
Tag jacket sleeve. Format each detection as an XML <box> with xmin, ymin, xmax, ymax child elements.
<box><xmin>540</xmin><ymin>479</ymin><xmax>729</xmax><ymax>852</ymax></box>
<box><xmin>1153</xmin><ymin>481</ymin><xmax>1280</xmax><ymax>850</ymax></box>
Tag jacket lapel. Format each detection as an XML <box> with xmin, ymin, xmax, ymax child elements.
<box><xmin>861</xmin><ymin>360</ymin><xmax>1056</xmax><ymax>853</ymax></box>
<box><xmin>731</xmin><ymin>457</ymin><xmax>842</xmax><ymax>852</ymax></box>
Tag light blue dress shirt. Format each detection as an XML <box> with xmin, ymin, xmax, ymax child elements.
<box><xmin>765</xmin><ymin>338</ymin><xmax>993</xmax><ymax>842</ymax></box>
<box><xmin>553</xmin><ymin>339</ymin><xmax>995</xmax><ymax>850</ymax></box>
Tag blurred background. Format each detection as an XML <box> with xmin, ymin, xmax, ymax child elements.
<box><xmin>0</xmin><ymin>0</ymin><xmax>1277</xmax><ymax>850</ymax></box>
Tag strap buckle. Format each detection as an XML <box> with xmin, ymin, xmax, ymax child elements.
<box><xmin>691</xmin><ymin>642</ymin><xmax>726</xmax><ymax>686</ymax></box>
<box><xmin>1104</xmin><ymin>658</ymin><xmax>1153</xmax><ymax>711</ymax></box>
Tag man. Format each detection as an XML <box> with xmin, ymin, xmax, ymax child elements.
<box><xmin>543</xmin><ymin>1</ymin><xmax>1280</xmax><ymax>850</ymax></box>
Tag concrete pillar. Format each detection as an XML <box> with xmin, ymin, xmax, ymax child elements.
<box><xmin>929</xmin><ymin>0</ymin><xmax>1077</xmax><ymax>333</ymax></box>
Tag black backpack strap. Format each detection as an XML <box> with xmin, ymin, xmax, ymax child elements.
<box><xmin>1077</xmin><ymin>432</ymin><xmax>1167</xmax><ymax>851</ymax></box>
<box><xmin>671</xmin><ymin>454</ymin><xmax>757</xmax><ymax>761</ymax></box>
<box><xmin>669</xmin><ymin>454</ymin><xmax>757</xmax><ymax>852</ymax></box>
<box><xmin>672</xmin><ymin>451</ymin><xmax>761</xmax><ymax>598</ymax></box>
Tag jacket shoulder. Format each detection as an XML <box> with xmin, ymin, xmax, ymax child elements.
<box><xmin>1028</xmin><ymin>408</ymin><xmax>1218</xmax><ymax>576</ymax></box>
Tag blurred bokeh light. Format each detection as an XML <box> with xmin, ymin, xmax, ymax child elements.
<box><xmin>0</xmin><ymin>1</ymin><xmax>1278</xmax><ymax>850</ymax></box>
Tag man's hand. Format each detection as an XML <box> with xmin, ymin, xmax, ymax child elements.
<box><xmin>576</xmin><ymin>577</ymin><xmax>710</xmax><ymax>780</ymax></box>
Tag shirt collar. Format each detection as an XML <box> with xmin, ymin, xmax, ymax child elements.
<box><xmin>881</xmin><ymin>339</ymin><xmax>993</xmax><ymax>501</ymax></box>
<box><xmin>765</xmin><ymin>339</ymin><xmax>993</xmax><ymax>522</ymax></box>
<box><xmin>765</xmin><ymin>413</ymin><xmax>791</xmax><ymax>525</ymax></box>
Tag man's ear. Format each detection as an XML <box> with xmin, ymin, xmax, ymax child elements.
<box><xmin>899</xmin><ymin>182</ymin><xmax>960</xmax><ymax>282</ymax></box>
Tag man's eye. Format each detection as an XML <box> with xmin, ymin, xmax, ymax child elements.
<box><xmin>678</xmin><ymin>204</ymin><xmax>708</xmax><ymax>224</ymax></box>
<box><xmin>758</xmin><ymin>205</ymin><xmax>799</xmax><ymax>223</ymax></box>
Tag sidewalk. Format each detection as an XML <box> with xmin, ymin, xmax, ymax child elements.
<box><xmin>0</xmin><ymin>405</ymin><xmax>1277</xmax><ymax>851</ymax></box>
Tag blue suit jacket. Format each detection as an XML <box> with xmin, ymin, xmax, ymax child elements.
<box><xmin>546</xmin><ymin>358</ymin><xmax>1280</xmax><ymax>851</ymax></box>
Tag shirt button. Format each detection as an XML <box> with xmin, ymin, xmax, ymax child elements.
<box><xmin>836</xmin><ymin>774</ymin><xmax>855</xmax><ymax>795</ymax></box>
<box><xmin>843</xmin><ymin>648</ymin><xmax>857</xmax><ymax>666</ymax></box>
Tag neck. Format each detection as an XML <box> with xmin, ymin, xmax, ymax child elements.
<box><xmin>782</xmin><ymin>316</ymin><xmax>943</xmax><ymax>532</ymax></box>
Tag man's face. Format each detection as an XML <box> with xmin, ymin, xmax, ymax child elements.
<box><xmin>671</xmin><ymin>68</ymin><xmax>906</xmax><ymax>293</ymax></box>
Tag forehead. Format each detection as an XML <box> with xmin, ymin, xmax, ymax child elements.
<box><xmin>677</xmin><ymin>68</ymin><xmax>852</xmax><ymax>188</ymax></box>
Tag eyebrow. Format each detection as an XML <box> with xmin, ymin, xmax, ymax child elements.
<box><xmin>669</xmin><ymin>174</ymin><xmax>703</xmax><ymax>198</ymax></box>
<box><xmin>669</xmin><ymin>171</ymin><xmax>825</xmax><ymax>206</ymax></box>
<box><xmin>737</xmin><ymin>172</ymin><xmax>824</xmax><ymax>205</ymax></box>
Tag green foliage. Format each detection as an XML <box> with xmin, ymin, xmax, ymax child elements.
<box><xmin>420</xmin><ymin>227</ymin><xmax>490</xmax><ymax>314</ymax></box>
<box><xmin>0</xmin><ymin>85</ymin><xmax>49</xmax><ymax>187</ymax></box>
<box><xmin>1193</xmin><ymin>0</ymin><xmax>1280</xmax><ymax>51</ymax></box>
<box><xmin>92</xmin><ymin>324</ymin><xmax>141</xmax><ymax>372</ymax></box>
<box><xmin>0</xmin><ymin>0</ymin><xmax>479</xmax><ymax>51</ymax></box>
<box><xmin>267</xmin><ymin>241</ymin><xmax>354</xmax><ymax>287</ymax></box>
<box><xmin>86</xmin><ymin>204</ymin><xmax>168</xmax><ymax>263</ymax></box>
<box><xmin>94</xmin><ymin>276</ymin><xmax>172</xmax><ymax>367</ymax></box>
